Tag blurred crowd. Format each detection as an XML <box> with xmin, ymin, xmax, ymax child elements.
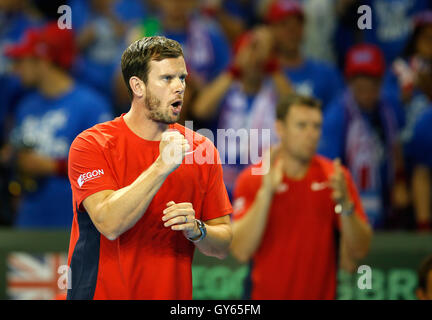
<box><xmin>0</xmin><ymin>0</ymin><xmax>431</xmax><ymax>232</ymax></box>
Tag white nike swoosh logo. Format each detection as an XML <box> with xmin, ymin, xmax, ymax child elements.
<box><xmin>310</xmin><ymin>181</ymin><xmax>330</xmax><ymax>191</ymax></box>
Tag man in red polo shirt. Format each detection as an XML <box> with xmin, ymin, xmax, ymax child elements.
<box><xmin>66</xmin><ymin>36</ymin><xmax>233</xmax><ymax>300</ymax></box>
<box><xmin>230</xmin><ymin>93</ymin><xmax>372</xmax><ymax>300</ymax></box>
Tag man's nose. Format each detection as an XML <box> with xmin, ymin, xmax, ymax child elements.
<box><xmin>173</xmin><ymin>77</ymin><xmax>185</xmax><ymax>94</ymax></box>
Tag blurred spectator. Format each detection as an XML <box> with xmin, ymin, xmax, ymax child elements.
<box><xmin>384</xmin><ymin>11</ymin><xmax>432</xmax><ymax>231</ymax></box>
<box><xmin>115</xmin><ymin>0</ymin><xmax>231</xmax><ymax>123</ymax></box>
<box><xmin>384</xmin><ymin>11</ymin><xmax>432</xmax><ymax>125</ymax></box>
<box><xmin>318</xmin><ymin>44</ymin><xmax>409</xmax><ymax>229</ymax></box>
<box><xmin>0</xmin><ymin>0</ymin><xmax>41</xmax><ymax>138</ymax></box>
<box><xmin>417</xmin><ymin>255</ymin><xmax>432</xmax><ymax>300</ymax></box>
<box><xmin>70</xmin><ymin>0</ymin><xmax>128</xmax><ymax>97</ymax></box>
<box><xmin>191</xmin><ymin>27</ymin><xmax>292</xmax><ymax>197</ymax></box>
<box><xmin>406</xmin><ymin>63</ymin><xmax>432</xmax><ymax>231</ymax></box>
<box><xmin>201</xmin><ymin>0</ymin><xmax>263</xmax><ymax>44</ymax></box>
<box><xmin>68</xmin><ymin>0</ymin><xmax>151</xmax><ymax>33</ymax></box>
<box><xmin>0</xmin><ymin>0</ymin><xmax>42</xmax><ymax>226</ymax></box>
<box><xmin>230</xmin><ymin>94</ymin><xmax>372</xmax><ymax>299</ymax></box>
<box><xmin>266</xmin><ymin>0</ymin><xmax>343</xmax><ymax>111</ymax></box>
<box><xmin>362</xmin><ymin>0</ymin><xmax>431</xmax><ymax>64</ymax></box>
<box><xmin>302</xmin><ymin>0</ymin><xmax>338</xmax><ymax>65</ymax></box>
<box><xmin>4</xmin><ymin>22</ymin><xmax>112</xmax><ymax>228</ymax></box>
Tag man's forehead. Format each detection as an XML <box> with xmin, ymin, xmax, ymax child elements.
<box><xmin>149</xmin><ymin>56</ymin><xmax>186</xmax><ymax>72</ymax></box>
<box><xmin>288</xmin><ymin>104</ymin><xmax>322</xmax><ymax>119</ymax></box>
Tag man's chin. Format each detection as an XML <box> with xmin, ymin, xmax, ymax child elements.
<box><xmin>153</xmin><ymin>115</ymin><xmax>179</xmax><ymax>125</ymax></box>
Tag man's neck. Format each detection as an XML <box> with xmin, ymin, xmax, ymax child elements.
<box><xmin>280</xmin><ymin>150</ymin><xmax>311</xmax><ymax>180</ymax></box>
<box><xmin>124</xmin><ymin>102</ymin><xmax>168</xmax><ymax>141</ymax></box>
<box><xmin>38</xmin><ymin>67</ymin><xmax>73</xmax><ymax>98</ymax></box>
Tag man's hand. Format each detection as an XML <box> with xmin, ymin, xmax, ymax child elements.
<box><xmin>156</xmin><ymin>130</ymin><xmax>190</xmax><ymax>174</ymax></box>
<box><xmin>261</xmin><ymin>145</ymin><xmax>284</xmax><ymax>194</ymax></box>
<box><xmin>162</xmin><ymin>201</ymin><xmax>201</xmax><ymax>240</ymax></box>
<box><xmin>329</xmin><ymin>158</ymin><xmax>351</xmax><ymax>206</ymax></box>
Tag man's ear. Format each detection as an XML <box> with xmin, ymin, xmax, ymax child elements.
<box><xmin>129</xmin><ymin>76</ymin><xmax>145</xmax><ymax>98</ymax></box>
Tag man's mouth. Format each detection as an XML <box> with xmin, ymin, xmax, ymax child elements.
<box><xmin>170</xmin><ymin>100</ymin><xmax>183</xmax><ymax>114</ymax></box>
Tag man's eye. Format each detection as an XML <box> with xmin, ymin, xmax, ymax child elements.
<box><xmin>163</xmin><ymin>76</ymin><xmax>172</xmax><ymax>81</ymax></box>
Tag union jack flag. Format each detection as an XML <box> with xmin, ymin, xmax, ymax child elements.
<box><xmin>7</xmin><ymin>252</ymin><xmax>68</xmax><ymax>300</ymax></box>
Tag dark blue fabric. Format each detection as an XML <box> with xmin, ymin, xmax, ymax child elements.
<box><xmin>67</xmin><ymin>206</ymin><xmax>101</xmax><ymax>300</ymax></box>
<box><xmin>408</xmin><ymin>108</ymin><xmax>432</xmax><ymax>167</ymax></box>
<box><xmin>242</xmin><ymin>260</ymin><xmax>254</xmax><ymax>300</ymax></box>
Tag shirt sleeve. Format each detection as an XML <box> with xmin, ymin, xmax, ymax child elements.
<box><xmin>201</xmin><ymin>145</ymin><xmax>233</xmax><ymax>221</ymax></box>
<box><xmin>68</xmin><ymin>133</ymin><xmax>118</xmax><ymax>211</ymax></box>
<box><xmin>232</xmin><ymin>166</ymin><xmax>261</xmax><ymax>221</ymax></box>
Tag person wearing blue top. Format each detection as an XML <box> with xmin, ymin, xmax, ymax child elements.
<box><xmin>4</xmin><ymin>23</ymin><xmax>112</xmax><ymax>228</ymax></box>
<box><xmin>383</xmin><ymin>11</ymin><xmax>432</xmax><ymax>142</ymax></box>
<box><xmin>0</xmin><ymin>0</ymin><xmax>41</xmax><ymax>140</ymax></box>
<box><xmin>191</xmin><ymin>27</ymin><xmax>292</xmax><ymax>198</ymax></box>
<box><xmin>68</xmin><ymin>0</ymin><xmax>131</xmax><ymax>98</ymax></box>
<box><xmin>362</xmin><ymin>0</ymin><xmax>431</xmax><ymax>64</ymax></box>
<box><xmin>265</xmin><ymin>0</ymin><xmax>343</xmax><ymax>112</ymax></box>
<box><xmin>318</xmin><ymin>44</ymin><xmax>409</xmax><ymax>229</ymax></box>
<box><xmin>405</xmin><ymin>64</ymin><xmax>432</xmax><ymax>232</ymax></box>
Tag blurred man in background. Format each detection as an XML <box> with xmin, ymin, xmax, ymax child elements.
<box><xmin>191</xmin><ymin>26</ymin><xmax>292</xmax><ymax>198</ymax></box>
<box><xmin>385</xmin><ymin>11</ymin><xmax>432</xmax><ymax>231</ymax></box>
<box><xmin>73</xmin><ymin>0</ymin><xmax>127</xmax><ymax>96</ymax></box>
<box><xmin>319</xmin><ymin>44</ymin><xmax>409</xmax><ymax>229</ymax></box>
<box><xmin>230</xmin><ymin>93</ymin><xmax>372</xmax><ymax>299</ymax></box>
<box><xmin>266</xmin><ymin>0</ymin><xmax>343</xmax><ymax>111</ymax></box>
<box><xmin>361</xmin><ymin>0</ymin><xmax>431</xmax><ymax>64</ymax></box>
<box><xmin>0</xmin><ymin>0</ymin><xmax>41</xmax><ymax>226</ymax></box>
<box><xmin>406</xmin><ymin>61</ymin><xmax>432</xmax><ymax>231</ymax></box>
<box><xmin>4</xmin><ymin>22</ymin><xmax>112</xmax><ymax>228</ymax></box>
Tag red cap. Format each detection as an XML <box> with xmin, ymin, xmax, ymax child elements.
<box><xmin>413</xmin><ymin>10</ymin><xmax>432</xmax><ymax>28</ymax></box>
<box><xmin>4</xmin><ymin>22</ymin><xmax>76</xmax><ymax>69</ymax></box>
<box><xmin>266</xmin><ymin>0</ymin><xmax>304</xmax><ymax>24</ymax></box>
<box><xmin>345</xmin><ymin>44</ymin><xmax>385</xmax><ymax>79</ymax></box>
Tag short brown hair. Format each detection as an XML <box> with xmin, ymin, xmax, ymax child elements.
<box><xmin>276</xmin><ymin>93</ymin><xmax>322</xmax><ymax>121</ymax></box>
<box><xmin>121</xmin><ymin>36</ymin><xmax>184</xmax><ymax>97</ymax></box>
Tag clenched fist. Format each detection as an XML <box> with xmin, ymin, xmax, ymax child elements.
<box><xmin>157</xmin><ymin>130</ymin><xmax>190</xmax><ymax>174</ymax></box>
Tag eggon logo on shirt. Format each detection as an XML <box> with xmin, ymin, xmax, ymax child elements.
<box><xmin>77</xmin><ymin>169</ymin><xmax>105</xmax><ymax>187</ymax></box>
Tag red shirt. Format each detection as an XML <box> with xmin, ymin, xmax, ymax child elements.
<box><xmin>66</xmin><ymin>115</ymin><xmax>232</xmax><ymax>300</ymax></box>
<box><xmin>233</xmin><ymin>155</ymin><xmax>368</xmax><ymax>300</ymax></box>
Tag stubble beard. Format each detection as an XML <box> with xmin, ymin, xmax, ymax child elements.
<box><xmin>145</xmin><ymin>88</ymin><xmax>179</xmax><ymax>124</ymax></box>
